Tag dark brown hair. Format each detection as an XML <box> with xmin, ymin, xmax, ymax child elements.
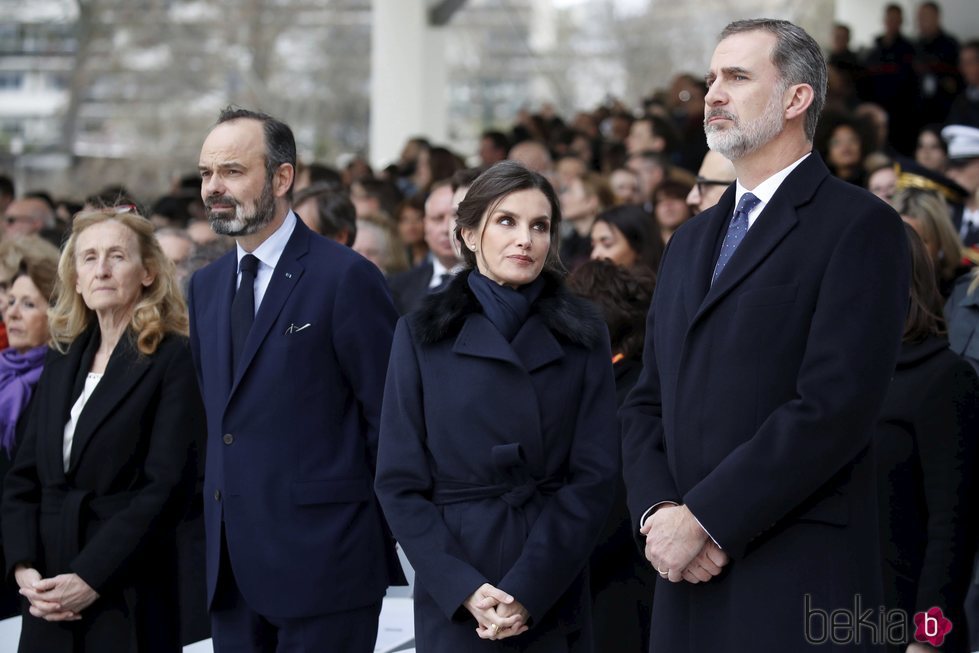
<box><xmin>903</xmin><ymin>222</ymin><xmax>946</xmax><ymax>342</ymax></box>
<box><xmin>567</xmin><ymin>259</ymin><xmax>655</xmax><ymax>359</ymax></box>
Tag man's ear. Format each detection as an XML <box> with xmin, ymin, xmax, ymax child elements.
<box><xmin>784</xmin><ymin>83</ymin><xmax>814</xmax><ymax>123</ymax></box>
<box><xmin>274</xmin><ymin>163</ymin><xmax>295</xmax><ymax>199</ymax></box>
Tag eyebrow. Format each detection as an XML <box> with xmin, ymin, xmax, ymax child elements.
<box><xmin>492</xmin><ymin>209</ymin><xmax>551</xmax><ymax>221</ymax></box>
<box><xmin>705</xmin><ymin>66</ymin><xmax>752</xmax><ymax>84</ymax></box>
<box><xmin>198</xmin><ymin>161</ymin><xmax>245</xmax><ymax>172</ymax></box>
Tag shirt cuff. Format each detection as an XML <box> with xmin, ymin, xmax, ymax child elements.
<box><xmin>639</xmin><ymin>500</ymin><xmax>679</xmax><ymax>530</ymax></box>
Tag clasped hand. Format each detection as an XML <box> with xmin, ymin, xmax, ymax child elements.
<box><xmin>640</xmin><ymin>505</ymin><xmax>730</xmax><ymax>583</ymax></box>
<box><xmin>464</xmin><ymin>583</ymin><xmax>530</xmax><ymax>640</ymax></box>
<box><xmin>15</xmin><ymin>565</ymin><xmax>99</xmax><ymax>622</ymax></box>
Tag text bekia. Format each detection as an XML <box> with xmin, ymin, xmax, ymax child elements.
<box><xmin>803</xmin><ymin>594</ymin><xmax>906</xmax><ymax>645</ymax></box>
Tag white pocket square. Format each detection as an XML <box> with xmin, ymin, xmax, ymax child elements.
<box><xmin>285</xmin><ymin>323</ymin><xmax>311</xmax><ymax>334</ymax></box>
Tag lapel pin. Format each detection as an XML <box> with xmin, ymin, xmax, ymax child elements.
<box><xmin>285</xmin><ymin>272</ymin><xmax>293</xmax><ymax>279</ymax></box>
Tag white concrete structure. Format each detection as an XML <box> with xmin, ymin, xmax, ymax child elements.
<box><xmin>369</xmin><ymin>0</ymin><xmax>449</xmax><ymax>170</ymax></box>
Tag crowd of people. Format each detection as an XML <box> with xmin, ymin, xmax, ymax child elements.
<box><xmin>0</xmin><ymin>4</ymin><xmax>975</xmax><ymax>653</ymax></box>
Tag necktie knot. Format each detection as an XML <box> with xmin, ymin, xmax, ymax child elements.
<box><xmin>712</xmin><ymin>192</ymin><xmax>760</xmax><ymax>285</ymax></box>
<box><xmin>736</xmin><ymin>192</ymin><xmax>760</xmax><ymax>217</ymax></box>
<box><xmin>239</xmin><ymin>254</ymin><xmax>259</xmax><ymax>278</ymax></box>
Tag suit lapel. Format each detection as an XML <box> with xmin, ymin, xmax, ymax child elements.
<box><xmin>690</xmin><ymin>153</ymin><xmax>828</xmax><ymax>327</ymax></box>
<box><xmin>213</xmin><ymin>253</ymin><xmax>236</xmax><ymax>402</ymax></box>
<box><xmin>685</xmin><ymin>187</ymin><xmax>736</xmax><ymax>320</ymax></box>
<box><xmin>452</xmin><ymin>315</ymin><xmax>522</xmax><ymax>367</ymax></box>
<box><xmin>68</xmin><ymin>332</ymin><xmax>151</xmax><ymax>473</ymax></box>
<box><xmin>229</xmin><ymin>220</ymin><xmax>308</xmax><ymax>397</ymax></box>
<box><xmin>511</xmin><ymin>315</ymin><xmax>564</xmax><ymax>372</ymax></box>
<box><xmin>41</xmin><ymin>329</ymin><xmax>98</xmax><ymax>481</ymax></box>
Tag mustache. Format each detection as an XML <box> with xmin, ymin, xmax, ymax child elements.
<box><xmin>704</xmin><ymin>109</ymin><xmax>737</xmax><ymax>126</ymax></box>
<box><xmin>205</xmin><ymin>195</ymin><xmax>238</xmax><ymax>209</ymax></box>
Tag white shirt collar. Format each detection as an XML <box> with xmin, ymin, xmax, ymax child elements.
<box><xmin>236</xmin><ymin>210</ymin><xmax>297</xmax><ymax>272</ymax></box>
<box><xmin>428</xmin><ymin>255</ymin><xmax>464</xmax><ymax>289</ymax></box>
<box><xmin>735</xmin><ymin>152</ymin><xmax>811</xmax><ymax>228</ymax></box>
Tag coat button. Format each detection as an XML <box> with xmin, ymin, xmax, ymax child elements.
<box><xmin>223</xmin><ymin>433</ymin><xmax>234</xmax><ymax>445</ymax></box>
<box><xmin>214</xmin><ymin>489</ymin><xmax>222</xmax><ymax>501</ymax></box>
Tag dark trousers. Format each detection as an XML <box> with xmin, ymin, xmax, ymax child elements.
<box><xmin>210</xmin><ymin>534</ymin><xmax>382</xmax><ymax>653</ymax></box>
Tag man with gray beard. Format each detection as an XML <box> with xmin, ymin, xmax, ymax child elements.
<box><xmin>188</xmin><ymin>108</ymin><xmax>405</xmax><ymax>652</ymax></box>
<box><xmin>621</xmin><ymin>19</ymin><xmax>910</xmax><ymax>652</ymax></box>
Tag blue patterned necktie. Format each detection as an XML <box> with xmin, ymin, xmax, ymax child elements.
<box><xmin>712</xmin><ymin>192</ymin><xmax>760</xmax><ymax>284</ymax></box>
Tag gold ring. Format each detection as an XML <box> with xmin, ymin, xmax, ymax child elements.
<box><xmin>490</xmin><ymin>623</ymin><xmax>499</xmax><ymax>633</ymax></box>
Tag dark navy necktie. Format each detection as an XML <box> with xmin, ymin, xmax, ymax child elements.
<box><xmin>430</xmin><ymin>272</ymin><xmax>452</xmax><ymax>294</ymax></box>
<box><xmin>231</xmin><ymin>254</ymin><xmax>259</xmax><ymax>368</ymax></box>
<box><xmin>712</xmin><ymin>192</ymin><xmax>760</xmax><ymax>284</ymax></box>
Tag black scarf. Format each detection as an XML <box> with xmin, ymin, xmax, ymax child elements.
<box><xmin>467</xmin><ymin>269</ymin><xmax>545</xmax><ymax>341</ymax></box>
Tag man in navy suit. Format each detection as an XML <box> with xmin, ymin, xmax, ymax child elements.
<box><xmin>189</xmin><ymin>108</ymin><xmax>404</xmax><ymax>652</ymax></box>
<box><xmin>621</xmin><ymin>20</ymin><xmax>910</xmax><ymax>652</ymax></box>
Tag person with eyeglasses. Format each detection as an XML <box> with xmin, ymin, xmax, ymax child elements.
<box><xmin>2</xmin><ymin>198</ymin><xmax>54</xmax><ymax>240</ymax></box>
<box><xmin>685</xmin><ymin>150</ymin><xmax>737</xmax><ymax>214</ymax></box>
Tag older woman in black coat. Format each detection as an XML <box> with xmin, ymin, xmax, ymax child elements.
<box><xmin>876</xmin><ymin>224</ymin><xmax>979</xmax><ymax>653</ymax></box>
<box><xmin>375</xmin><ymin>161</ymin><xmax>619</xmax><ymax>652</ymax></box>
<box><xmin>2</xmin><ymin>210</ymin><xmax>205</xmax><ymax>652</ymax></box>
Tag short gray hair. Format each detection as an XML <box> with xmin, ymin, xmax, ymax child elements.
<box><xmin>720</xmin><ymin>19</ymin><xmax>826</xmax><ymax>142</ymax></box>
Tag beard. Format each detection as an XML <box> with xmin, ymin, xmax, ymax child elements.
<box><xmin>206</xmin><ymin>174</ymin><xmax>277</xmax><ymax>237</ymax></box>
<box><xmin>704</xmin><ymin>86</ymin><xmax>786</xmax><ymax>161</ymax></box>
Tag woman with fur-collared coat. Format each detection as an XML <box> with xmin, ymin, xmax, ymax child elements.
<box><xmin>375</xmin><ymin>162</ymin><xmax>619</xmax><ymax>652</ymax></box>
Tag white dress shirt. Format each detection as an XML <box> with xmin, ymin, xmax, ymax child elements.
<box><xmin>235</xmin><ymin>211</ymin><xmax>298</xmax><ymax>315</ymax></box>
<box><xmin>63</xmin><ymin>372</ymin><xmax>103</xmax><ymax>472</ymax></box>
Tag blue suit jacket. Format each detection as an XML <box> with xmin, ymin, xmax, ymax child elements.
<box><xmin>620</xmin><ymin>153</ymin><xmax>910</xmax><ymax>652</ymax></box>
<box><xmin>187</xmin><ymin>217</ymin><xmax>405</xmax><ymax>619</ymax></box>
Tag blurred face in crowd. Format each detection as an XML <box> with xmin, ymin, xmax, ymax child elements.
<box><xmin>884</xmin><ymin>7</ymin><xmax>903</xmax><ymax>38</ymax></box>
<box><xmin>4</xmin><ymin>275</ymin><xmax>49</xmax><ymax>353</ymax></box>
<box><xmin>156</xmin><ymin>232</ymin><xmax>193</xmax><ymax>268</ymax></box>
<box><xmin>704</xmin><ymin>30</ymin><xmax>787</xmax><ymax>162</ymax></box>
<box><xmin>868</xmin><ymin>166</ymin><xmax>898</xmax><ymax>204</ymax></box>
<box><xmin>828</xmin><ymin>125</ymin><xmax>862</xmax><ymax>171</ymax></box>
<box><xmin>960</xmin><ymin>46</ymin><xmax>979</xmax><ymax>88</ymax></box>
<box><xmin>397</xmin><ymin>204</ymin><xmax>425</xmax><ymax>247</ymax></box>
<box><xmin>478</xmin><ymin>137</ymin><xmax>506</xmax><ymax>166</ymax></box>
<box><xmin>655</xmin><ymin>193</ymin><xmax>692</xmax><ymax>232</ymax></box>
<box><xmin>74</xmin><ymin>220</ymin><xmax>154</xmax><ymax>318</ymax></box>
<box><xmin>294</xmin><ymin>196</ymin><xmax>321</xmax><ymax>234</ymax></box>
<box><xmin>626</xmin><ymin>155</ymin><xmax>665</xmax><ymax>203</ymax></box>
<box><xmin>462</xmin><ymin>189</ymin><xmax>551</xmax><ymax>288</ymax></box>
<box><xmin>559</xmin><ymin>176</ymin><xmax>598</xmax><ymax>223</ymax></box>
<box><xmin>609</xmin><ymin>169</ymin><xmax>640</xmax><ymax>205</ymax></box>
<box><xmin>424</xmin><ymin>185</ymin><xmax>458</xmax><ymax>266</ymax></box>
<box><xmin>947</xmin><ymin>158</ymin><xmax>979</xmax><ymax>195</ymax></box>
<box><xmin>350</xmin><ymin>181</ymin><xmax>381</xmax><ymax>218</ymax></box>
<box><xmin>199</xmin><ymin>119</ymin><xmax>277</xmax><ymax>237</ymax></box>
<box><xmin>556</xmin><ymin>157</ymin><xmax>586</xmax><ymax>191</ymax></box>
<box><xmin>590</xmin><ymin>221</ymin><xmax>637</xmax><ymax>268</ymax></box>
<box><xmin>832</xmin><ymin>25</ymin><xmax>850</xmax><ymax>53</ymax></box>
<box><xmin>626</xmin><ymin>120</ymin><xmax>662</xmax><ymax>155</ymax></box>
<box><xmin>915</xmin><ymin>131</ymin><xmax>948</xmax><ymax>173</ymax></box>
<box><xmin>686</xmin><ymin>151</ymin><xmax>736</xmax><ymax>213</ymax></box>
<box><xmin>916</xmin><ymin>4</ymin><xmax>939</xmax><ymax>39</ymax></box>
<box><xmin>353</xmin><ymin>222</ymin><xmax>388</xmax><ymax>272</ymax></box>
<box><xmin>3</xmin><ymin>198</ymin><xmax>49</xmax><ymax>238</ymax></box>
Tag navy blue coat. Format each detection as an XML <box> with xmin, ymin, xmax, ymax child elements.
<box><xmin>375</xmin><ymin>270</ymin><xmax>620</xmax><ymax>652</ymax></box>
<box><xmin>187</xmin><ymin>217</ymin><xmax>406</xmax><ymax>620</ymax></box>
<box><xmin>621</xmin><ymin>153</ymin><xmax>910</xmax><ymax>652</ymax></box>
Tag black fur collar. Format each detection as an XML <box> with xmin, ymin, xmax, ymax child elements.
<box><xmin>411</xmin><ymin>268</ymin><xmax>605</xmax><ymax>348</ymax></box>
